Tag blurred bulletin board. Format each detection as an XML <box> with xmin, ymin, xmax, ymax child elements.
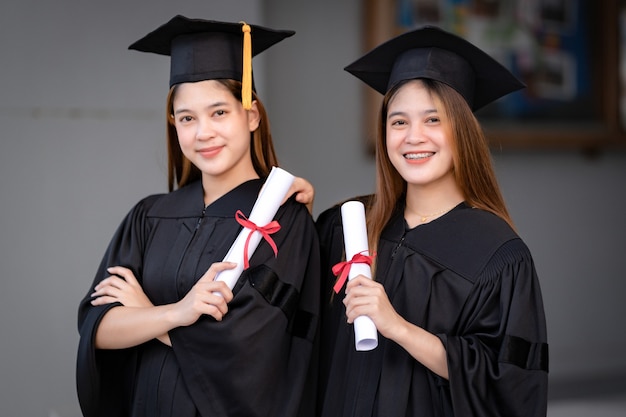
<box><xmin>363</xmin><ymin>0</ymin><xmax>624</xmax><ymax>151</ymax></box>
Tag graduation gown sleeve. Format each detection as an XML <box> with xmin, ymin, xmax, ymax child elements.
<box><xmin>76</xmin><ymin>193</ymin><xmax>161</xmax><ymax>417</ymax></box>
<box><xmin>437</xmin><ymin>237</ymin><xmax>549</xmax><ymax>416</ymax></box>
<box><xmin>402</xmin><ymin>204</ymin><xmax>549</xmax><ymax>417</ymax></box>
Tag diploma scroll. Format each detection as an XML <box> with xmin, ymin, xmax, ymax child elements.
<box><xmin>341</xmin><ymin>200</ymin><xmax>378</xmax><ymax>351</ymax></box>
<box><xmin>214</xmin><ymin>166</ymin><xmax>295</xmax><ymax>290</ymax></box>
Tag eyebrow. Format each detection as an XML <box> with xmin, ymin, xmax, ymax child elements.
<box><xmin>387</xmin><ymin>108</ymin><xmax>437</xmax><ymax>119</ymax></box>
<box><xmin>173</xmin><ymin>101</ymin><xmax>229</xmax><ymax>115</ymax></box>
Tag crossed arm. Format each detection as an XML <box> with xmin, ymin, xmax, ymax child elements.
<box><xmin>90</xmin><ymin>263</ymin><xmax>236</xmax><ymax>349</ymax></box>
<box><xmin>90</xmin><ymin>177</ymin><xmax>315</xmax><ymax>349</ymax></box>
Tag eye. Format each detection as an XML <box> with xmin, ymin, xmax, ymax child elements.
<box><xmin>425</xmin><ymin>116</ymin><xmax>440</xmax><ymax>124</ymax></box>
<box><xmin>389</xmin><ymin>118</ymin><xmax>407</xmax><ymax>126</ymax></box>
<box><xmin>178</xmin><ymin>115</ymin><xmax>193</xmax><ymax>123</ymax></box>
<box><xmin>213</xmin><ymin>109</ymin><xmax>227</xmax><ymax>117</ymax></box>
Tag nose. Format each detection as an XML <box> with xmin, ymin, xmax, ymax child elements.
<box><xmin>196</xmin><ymin>118</ymin><xmax>215</xmax><ymax>141</ymax></box>
<box><xmin>405</xmin><ymin>123</ymin><xmax>425</xmax><ymax>145</ymax></box>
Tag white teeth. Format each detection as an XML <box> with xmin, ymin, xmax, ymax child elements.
<box><xmin>405</xmin><ymin>152</ymin><xmax>434</xmax><ymax>160</ymax></box>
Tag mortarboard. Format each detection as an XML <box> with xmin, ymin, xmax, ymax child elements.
<box><xmin>128</xmin><ymin>15</ymin><xmax>295</xmax><ymax>109</ymax></box>
<box><xmin>344</xmin><ymin>25</ymin><xmax>524</xmax><ymax>111</ymax></box>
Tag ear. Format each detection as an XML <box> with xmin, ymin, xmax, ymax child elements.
<box><xmin>247</xmin><ymin>100</ymin><xmax>261</xmax><ymax>132</ymax></box>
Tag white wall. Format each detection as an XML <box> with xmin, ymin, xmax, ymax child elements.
<box><xmin>1</xmin><ymin>1</ymin><xmax>625</xmax><ymax>416</ymax></box>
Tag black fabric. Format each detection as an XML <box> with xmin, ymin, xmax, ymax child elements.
<box><xmin>77</xmin><ymin>179</ymin><xmax>320</xmax><ymax>417</ymax></box>
<box><xmin>248</xmin><ymin>264</ymin><xmax>299</xmax><ymax>321</ymax></box>
<box><xmin>246</xmin><ymin>262</ymin><xmax>319</xmax><ymax>342</ymax></box>
<box><xmin>316</xmin><ymin>197</ymin><xmax>549</xmax><ymax>417</ymax></box>
<box><xmin>128</xmin><ymin>15</ymin><xmax>294</xmax><ymax>87</ymax></box>
<box><xmin>343</xmin><ymin>25</ymin><xmax>524</xmax><ymax>111</ymax></box>
<box><xmin>75</xmin><ymin>302</ymin><xmax>137</xmax><ymax>417</ymax></box>
<box><xmin>500</xmin><ymin>334</ymin><xmax>549</xmax><ymax>372</ymax></box>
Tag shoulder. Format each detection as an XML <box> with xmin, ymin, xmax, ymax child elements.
<box><xmin>433</xmin><ymin>205</ymin><xmax>518</xmax><ymax>247</ymax></box>
<box><xmin>315</xmin><ymin>194</ymin><xmax>374</xmax><ymax>233</ymax></box>
<box><xmin>277</xmin><ymin>195</ymin><xmax>317</xmax><ymax>228</ymax></box>
<box><xmin>135</xmin><ymin>193</ymin><xmax>168</xmax><ymax>212</ymax></box>
<box><xmin>404</xmin><ymin>205</ymin><xmax>523</xmax><ymax>281</ymax></box>
<box><xmin>112</xmin><ymin>193</ymin><xmax>166</xmax><ymax>227</ymax></box>
<box><xmin>113</xmin><ymin>181</ymin><xmax>203</xmax><ymax>228</ymax></box>
<box><xmin>144</xmin><ymin>181</ymin><xmax>204</xmax><ymax>218</ymax></box>
<box><xmin>482</xmin><ymin>236</ymin><xmax>534</xmax><ymax>279</ymax></box>
<box><xmin>315</xmin><ymin>203</ymin><xmax>341</xmax><ymax>233</ymax></box>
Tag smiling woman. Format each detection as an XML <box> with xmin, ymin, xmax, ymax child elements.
<box><xmin>170</xmin><ymin>80</ymin><xmax>262</xmax><ymax>204</ymax></box>
<box><xmin>384</xmin><ymin>80</ymin><xmax>462</xmax><ymax>225</ymax></box>
<box><xmin>76</xmin><ymin>15</ymin><xmax>320</xmax><ymax>417</ymax></box>
<box><xmin>316</xmin><ymin>25</ymin><xmax>548</xmax><ymax>417</ymax></box>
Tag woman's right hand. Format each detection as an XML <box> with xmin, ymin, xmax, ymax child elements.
<box><xmin>285</xmin><ymin>176</ymin><xmax>315</xmax><ymax>213</ymax></box>
<box><xmin>173</xmin><ymin>262</ymin><xmax>236</xmax><ymax>326</ymax></box>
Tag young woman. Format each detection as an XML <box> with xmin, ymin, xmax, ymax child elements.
<box><xmin>77</xmin><ymin>16</ymin><xmax>319</xmax><ymax>417</ymax></box>
<box><xmin>317</xmin><ymin>26</ymin><xmax>548</xmax><ymax>417</ymax></box>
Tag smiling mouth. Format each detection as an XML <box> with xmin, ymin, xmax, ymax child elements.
<box><xmin>404</xmin><ymin>152</ymin><xmax>434</xmax><ymax>160</ymax></box>
<box><xmin>197</xmin><ymin>146</ymin><xmax>224</xmax><ymax>157</ymax></box>
<box><xmin>198</xmin><ymin>146</ymin><xmax>222</xmax><ymax>152</ymax></box>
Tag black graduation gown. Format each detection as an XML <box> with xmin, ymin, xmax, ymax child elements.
<box><xmin>77</xmin><ymin>179</ymin><xmax>320</xmax><ymax>417</ymax></box>
<box><xmin>316</xmin><ymin>198</ymin><xmax>548</xmax><ymax>417</ymax></box>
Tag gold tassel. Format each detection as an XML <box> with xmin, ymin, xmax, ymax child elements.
<box><xmin>240</xmin><ymin>22</ymin><xmax>252</xmax><ymax>110</ymax></box>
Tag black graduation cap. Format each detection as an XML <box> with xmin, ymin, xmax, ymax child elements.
<box><xmin>128</xmin><ymin>15</ymin><xmax>295</xmax><ymax>109</ymax></box>
<box><xmin>344</xmin><ymin>25</ymin><xmax>524</xmax><ymax>111</ymax></box>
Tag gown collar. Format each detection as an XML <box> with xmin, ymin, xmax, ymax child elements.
<box><xmin>382</xmin><ymin>199</ymin><xmax>518</xmax><ymax>280</ymax></box>
<box><xmin>148</xmin><ymin>178</ymin><xmax>264</xmax><ymax>218</ymax></box>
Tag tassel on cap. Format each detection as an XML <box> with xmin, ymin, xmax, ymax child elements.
<box><xmin>241</xmin><ymin>22</ymin><xmax>252</xmax><ymax>110</ymax></box>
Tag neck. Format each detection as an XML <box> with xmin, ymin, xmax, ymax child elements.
<box><xmin>202</xmin><ymin>168</ymin><xmax>259</xmax><ymax>206</ymax></box>
<box><xmin>404</xmin><ymin>182</ymin><xmax>464</xmax><ymax>227</ymax></box>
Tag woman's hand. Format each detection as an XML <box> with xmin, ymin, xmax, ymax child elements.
<box><xmin>91</xmin><ymin>263</ymin><xmax>235</xmax><ymax>347</ymax></box>
<box><xmin>91</xmin><ymin>266</ymin><xmax>153</xmax><ymax>308</ymax></box>
<box><xmin>285</xmin><ymin>176</ymin><xmax>315</xmax><ymax>213</ymax></box>
<box><xmin>91</xmin><ymin>266</ymin><xmax>171</xmax><ymax>345</ymax></box>
<box><xmin>344</xmin><ymin>275</ymin><xmax>449</xmax><ymax>379</ymax></box>
<box><xmin>172</xmin><ymin>262</ymin><xmax>236</xmax><ymax>326</ymax></box>
<box><xmin>343</xmin><ymin>275</ymin><xmax>403</xmax><ymax>339</ymax></box>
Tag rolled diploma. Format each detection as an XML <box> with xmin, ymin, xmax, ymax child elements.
<box><xmin>341</xmin><ymin>200</ymin><xmax>378</xmax><ymax>351</ymax></box>
<box><xmin>215</xmin><ymin>166</ymin><xmax>295</xmax><ymax>290</ymax></box>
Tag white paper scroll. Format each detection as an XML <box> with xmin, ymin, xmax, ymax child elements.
<box><xmin>340</xmin><ymin>200</ymin><xmax>378</xmax><ymax>351</ymax></box>
<box><xmin>214</xmin><ymin>166</ymin><xmax>295</xmax><ymax>290</ymax></box>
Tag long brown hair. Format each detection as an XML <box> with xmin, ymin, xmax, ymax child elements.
<box><xmin>367</xmin><ymin>79</ymin><xmax>514</xmax><ymax>257</ymax></box>
<box><xmin>165</xmin><ymin>79</ymin><xmax>279</xmax><ymax>191</ymax></box>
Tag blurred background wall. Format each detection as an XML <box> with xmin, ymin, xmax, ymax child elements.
<box><xmin>0</xmin><ymin>1</ymin><xmax>624</xmax><ymax>416</ymax></box>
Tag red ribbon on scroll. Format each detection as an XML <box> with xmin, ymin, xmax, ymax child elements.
<box><xmin>331</xmin><ymin>251</ymin><xmax>376</xmax><ymax>293</ymax></box>
<box><xmin>235</xmin><ymin>210</ymin><xmax>281</xmax><ymax>269</ymax></box>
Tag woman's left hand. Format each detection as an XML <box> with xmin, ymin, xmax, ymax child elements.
<box><xmin>343</xmin><ymin>275</ymin><xmax>403</xmax><ymax>339</ymax></box>
<box><xmin>91</xmin><ymin>266</ymin><xmax>153</xmax><ymax>308</ymax></box>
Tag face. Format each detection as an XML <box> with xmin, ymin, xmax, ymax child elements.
<box><xmin>172</xmin><ymin>80</ymin><xmax>260</xmax><ymax>183</ymax></box>
<box><xmin>386</xmin><ymin>80</ymin><xmax>456</xmax><ymax>191</ymax></box>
